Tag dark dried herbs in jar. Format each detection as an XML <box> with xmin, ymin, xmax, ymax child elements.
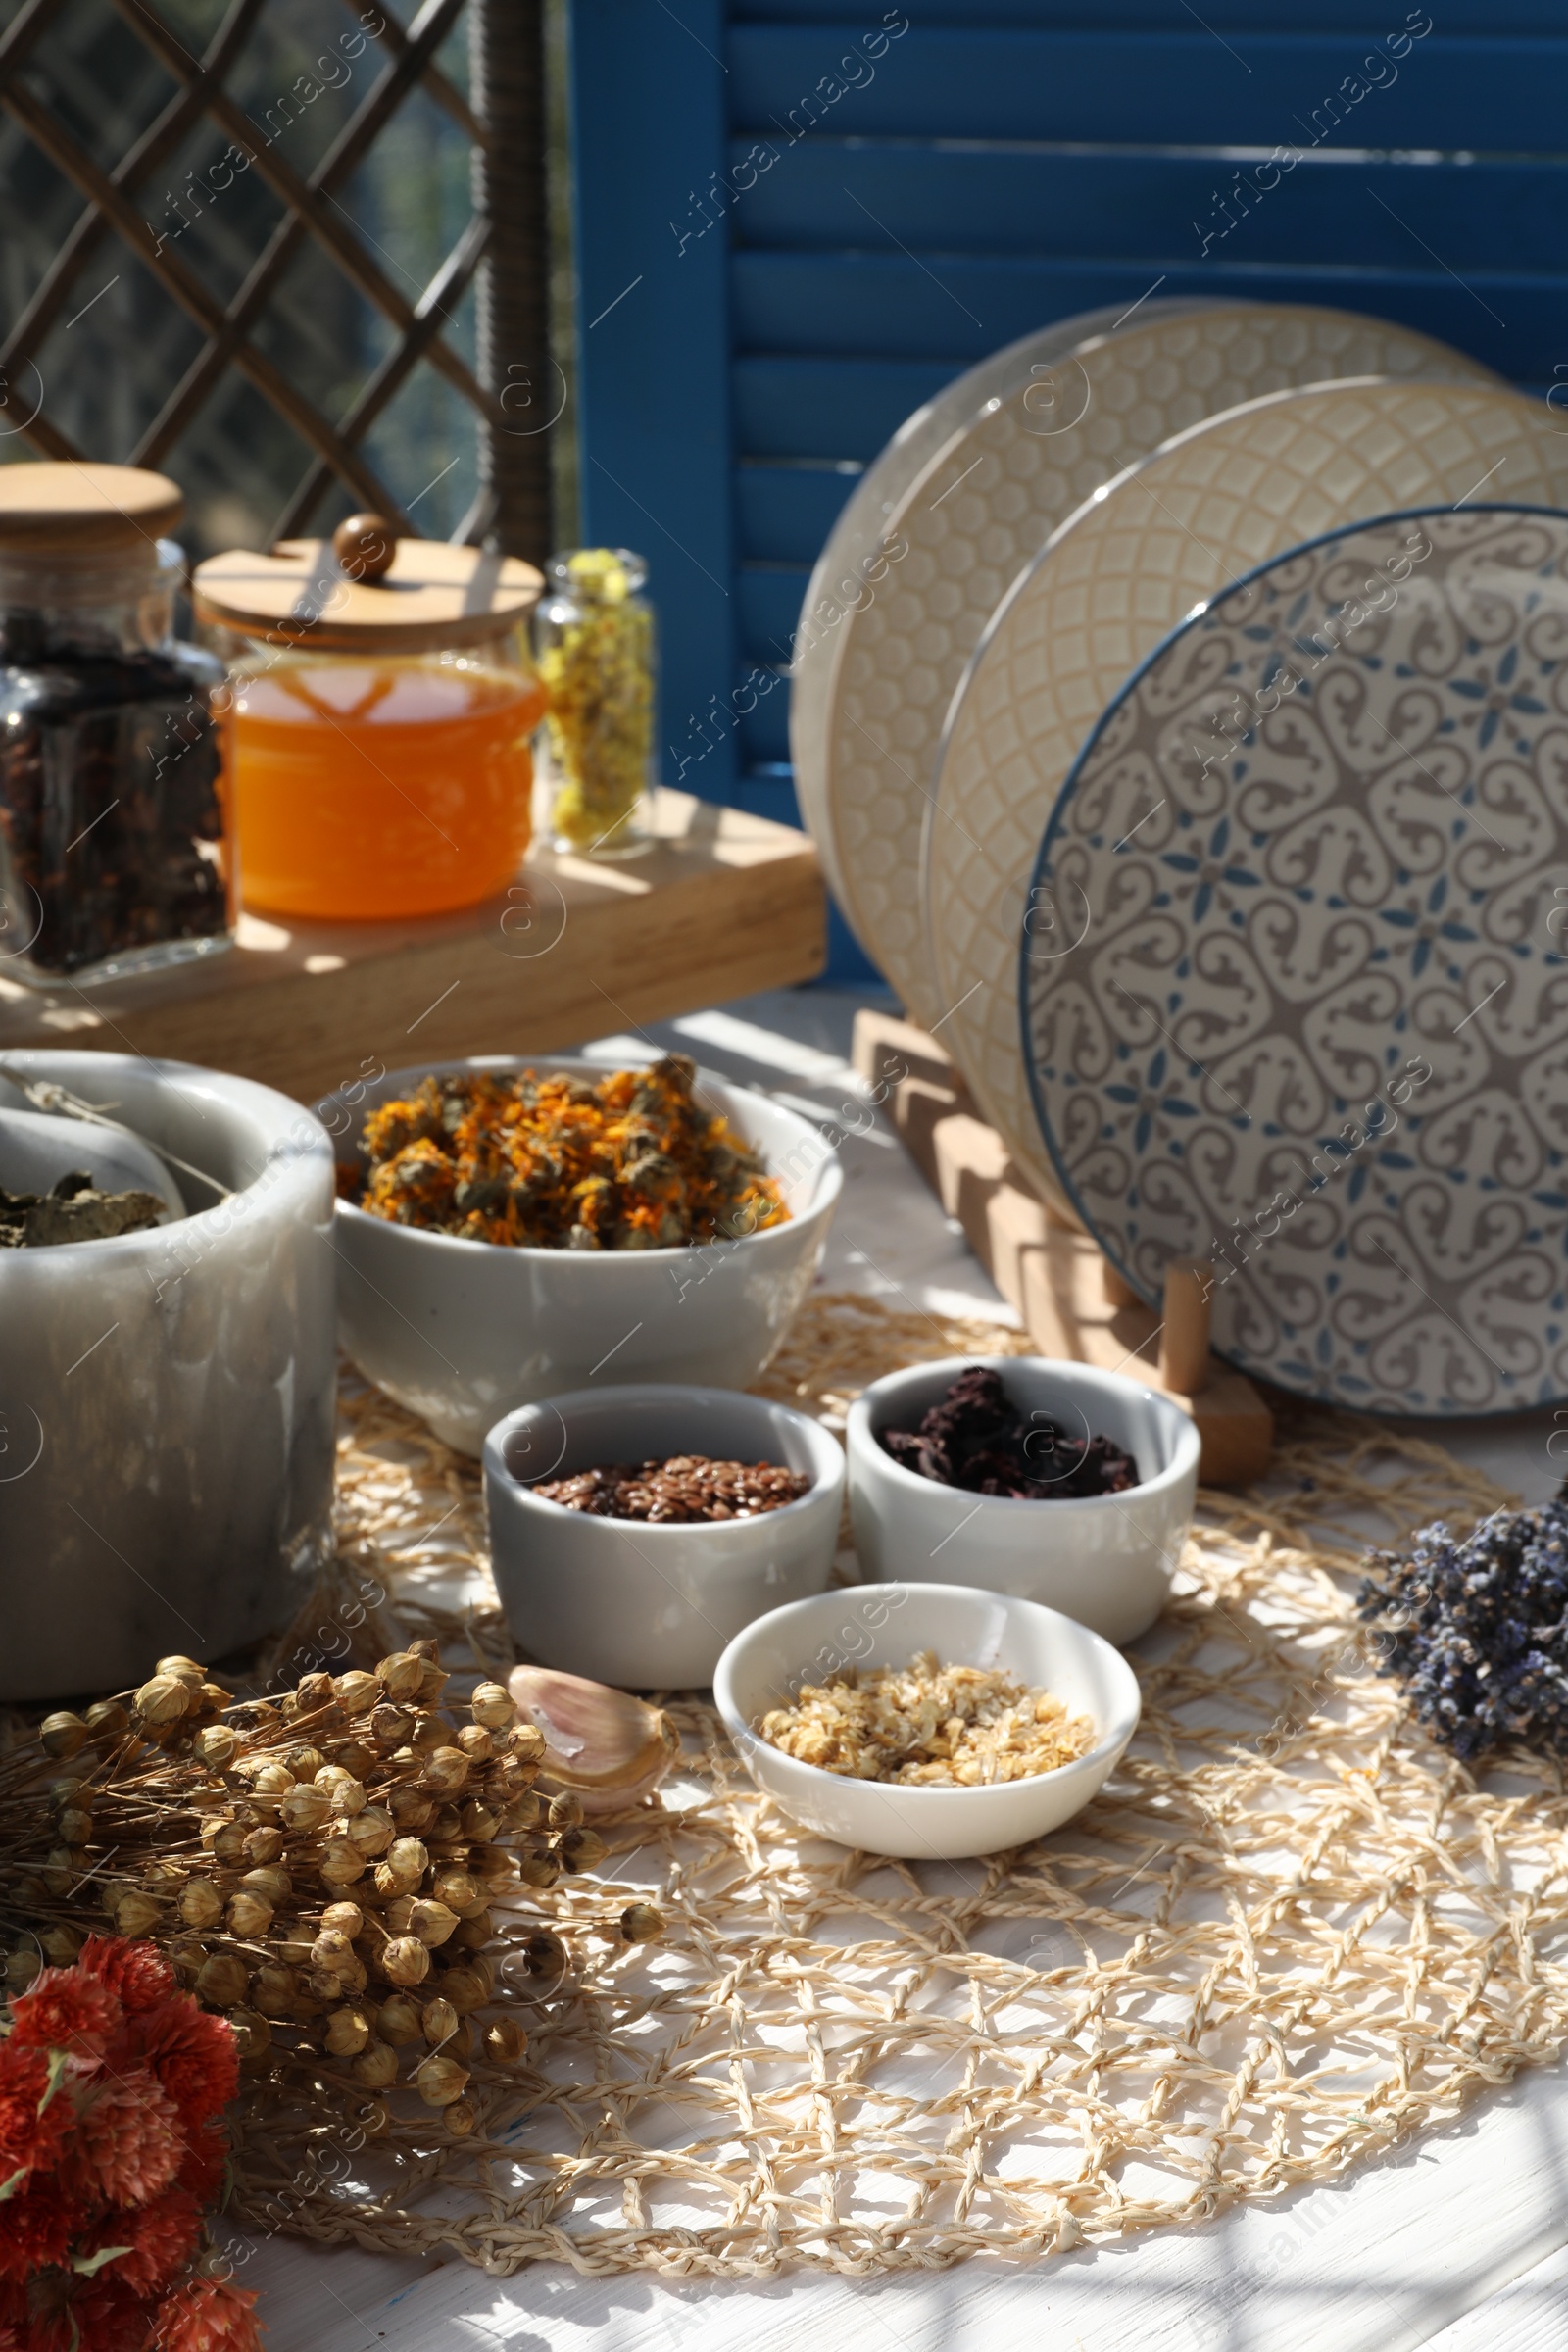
<box><xmin>533</xmin><ymin>1454</ymin><xmax>809</xmax><ymax>1522</ymax></box>
<box><xmin>879</xmin><ymin>1366</ymin><xmax>1138</xmax><ymax>1500</ymax></box>
<box><xmin>0</xmin><ymin>617</ymin><xmax>230</xmax><ymax>979</ymax></box>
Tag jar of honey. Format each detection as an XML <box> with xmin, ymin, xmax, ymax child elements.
<box><xmin>193</xmin><ymin>514</ymin><xmax>545</xmax><ymax>920</ymax></box>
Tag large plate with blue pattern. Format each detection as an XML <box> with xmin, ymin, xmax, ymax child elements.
<box><xmin>1021</xmin><ymin>505</ymin><xmax>1568</xmax><ymax>1416</ymax></box>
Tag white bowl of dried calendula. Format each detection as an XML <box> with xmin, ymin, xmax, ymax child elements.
<box><xmin>333</xmin><ymin>1054</ymin><xmax>841</xmax><ymax>1455</ymax></box>
<box><xmin>713</xmin><ymin>1583</ymin><xmax>1140</xmax><ymax>1859</ymax></box>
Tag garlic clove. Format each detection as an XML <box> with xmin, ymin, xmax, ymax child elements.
<box><xmin>507</xmin><ymin>1665</ymin><xmax>679</xmax><ymax>1817</ymax></box>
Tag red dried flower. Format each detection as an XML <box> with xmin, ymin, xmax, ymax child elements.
<box><xmin>0</xmin><ymin>1941</ymin><xmax>246</xmax><ymax>2352</ymax></box>
<box><xmin>74</xmin><ymin>2066</ymin><xmax>183</xmax><ymax>2207</ymax></box>
<box><xmin>5</xmin><ymin>2303</ymin><xmax>76</xmax><ymax>2352</ymax></box>
<box><xmin>0</xmin><ymin>2173</ymin><xmax>76</xmax><ymax>2282</ymax></box>
<box><xmin>0</xmin><ymin>2280</ymin><xmax>26</xmax><ymax>2352</ymax></box>
<box><xmin>14</xmin><ymin>2315</ymin><xmax>75</xmax><ymax>2352</ymax></box>
<box><xmin>175</xmin><ymin>2119</ymin><xmax>229</xmax><ymax>2208</ymax></box>
<box><xmin>82</xmin><ymin>2186</ymin><xmax>205</xmax><ymax>2299</ymax></box>
<box><xmin>9</xmin><ymin>1965</ymin><xmax>123</xmax><ymax>2065</ymax></box>
<box><xmin>79</xmin><ymin>1936</ymin><xmax>177</xmax><ymax>2019</ymax></box>
<box><xmin>152</xmin><ymin>2276</ymin><xmax>263</xmax><ymax>2352</ymax></box>
<box><xmin>137</xmin><ymin>1999</ymin><xmax>239</xmax><ymax>2132</ymax></box>
<box><xmin>0</xmin><ymin>2040</ymin><xmax>71</xmax><ymax>2182</ymax></box>
<box><xmin>71</xmin><ymin>2269</ymin><xmax>159</xmax><ymax>2352</ymax></box>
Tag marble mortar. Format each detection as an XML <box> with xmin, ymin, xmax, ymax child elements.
<box><xmin>0</xmin><ymin>1051</ymin><xmax>336</xmax><ymax>1700</ymax></box>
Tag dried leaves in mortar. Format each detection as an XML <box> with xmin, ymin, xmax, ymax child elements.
<box><xmin>0</xmin><ymin>1169</ymin><xmax>165</xmax><ymax>1247</ymax></box>
<box><xmin>1358</xmin><ymin>1499</ymin><xmax>1568</xmax><ymax>1761</ymax></box>
<box><xmin>0</xmin><ymin>1641</ymin><xmax>662</xmax><ymax>2155</ymax></box>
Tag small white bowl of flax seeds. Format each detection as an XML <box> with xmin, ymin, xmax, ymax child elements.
<box><xmin>483</xmin><ymin>1383</ymin><xmax>846</xmax><ymax>1689</ymax></box>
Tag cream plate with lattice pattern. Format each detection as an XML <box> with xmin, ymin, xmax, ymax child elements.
<box><xmin>788</xmin><ymin>298</ymin><xmax>1206</xmax><ymax>950</ymax></box>
<box><xmin>927</xmin><ymin>375</ymin><xmax>1568</xmax><ymax>1211</ymax></box>
<box><xmin>811</xmin><ymin>306</ymin><xmax>1499</xmax><ymax>1028</ymax></box>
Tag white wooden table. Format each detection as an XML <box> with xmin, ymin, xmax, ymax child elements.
<box><xmin>234</xmin><ymin>984</ymin><xmax>1568</xmax><ymax>2352</ymax></box>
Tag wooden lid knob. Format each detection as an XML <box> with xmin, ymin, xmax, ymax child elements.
<box><xmin>332</xmin><ymin>512</ymin><xmax>397</xmax><ymax>585</ymax></box>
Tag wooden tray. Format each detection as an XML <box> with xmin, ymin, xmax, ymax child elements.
<box><xmin>853</xmin><ymin>1009</ymin><xmax>1273</xmax><ymax>1487</ymax></box>
<box><xmin>0</xmin><ymin>792</ymin><xmax>825</xmax><ymax>1104</ymax></box>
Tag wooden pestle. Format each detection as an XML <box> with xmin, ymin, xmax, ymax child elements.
<box><xmin>1160</xmin><ymin>1259</ymin><xmax>1215</xmax><ymax>1395</ymax></box>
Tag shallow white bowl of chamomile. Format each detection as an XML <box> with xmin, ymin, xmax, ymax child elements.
<box><xmin>712</xmin><ymin>1582</ymin><xmax>1141</xmax><ymax>1860</ymax></box>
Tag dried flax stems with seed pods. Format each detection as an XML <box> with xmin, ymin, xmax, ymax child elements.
<box><xmin>1</xmin><ymin>1642</ymin><xmax>661</xmax><ymax>2164</ymax></box>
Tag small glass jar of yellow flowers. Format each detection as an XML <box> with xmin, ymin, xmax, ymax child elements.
<box><xmin>534</xmin><ymin>546</ymin><xmax>654</xmax><ymax>858</ymax></box>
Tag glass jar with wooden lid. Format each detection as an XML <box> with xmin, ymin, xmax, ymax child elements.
<box><xmin>193</xmin><ymin>515</ymin><xmax>545</xmax><ymax>921</ymax></box>
<box><xmin>0</xmin><ymin>461</ymin><xmax>234</xmax><ymax>984</ymax></box>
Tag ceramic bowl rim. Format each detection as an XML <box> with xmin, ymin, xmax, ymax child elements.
<box><xmin>334</xmin><ymin>1053</ymin><xmax>842</xmax><ymax>1263</ymax></box>
<box><xmin>713</xmin><ymin>1582</ymin><xmax>1143</xmax><ymax>1810</ymax></box>
<box><xmin>484</xmin><ymin>1382</ymin><xmax>847</xmax><ymax>1538</ymax></box>
<box><xmin>846</xmin><ymin>1353</ymin><xmax>1200</xmax><ymax>1515</ymax></box>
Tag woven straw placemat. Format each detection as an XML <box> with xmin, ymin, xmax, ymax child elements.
<box><xmin>229</xmin><ymin>1295</ymin><xmax>1568</xmax><ymax>2278</ymax></box>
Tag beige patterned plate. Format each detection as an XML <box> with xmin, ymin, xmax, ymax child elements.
<box><xmin>813</xmin><ymin>306</ymin><xmax>1498</xmax><ymax>1029</ymax></box>
<box><xmin>788</xmin><ymin>298</ymin><xmax>1204</xmax><ymax>951</ymax></box>
<box><xmin>927</xmin><ymin>375</ymin><xmax>1568</xmax><ymax>1210</ymax></box>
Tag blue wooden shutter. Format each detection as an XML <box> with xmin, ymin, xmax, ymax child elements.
<box><xmin>568</xmin><ymin>0</ymin><xmax>1568</xmax><ymax>985</ymax></box>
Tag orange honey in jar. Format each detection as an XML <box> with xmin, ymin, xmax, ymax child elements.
<box><xmin>194</xmin><ymin>515</ymin><xmax>545</xmax><ymax>921</ymax></box>
<box><xmin>229</xmin><ymin>655</ymin><xmax>545</xmax><ymax>918</ymax></box>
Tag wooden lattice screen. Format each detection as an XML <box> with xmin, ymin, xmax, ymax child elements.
<box><xmin>0</xmin><ymin>0</ymin><xmax>551</xmax><ymax>562</ymax></box>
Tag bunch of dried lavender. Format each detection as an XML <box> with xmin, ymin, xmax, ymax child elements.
<box><xmin>1358</xmin><ymin>1501</ymin><xmax>1568</xmax><ymax>1761</ymax></box>
<box><xmin>0</xmin><ymin>1641</ymin><xmax>661</xmax><ymax>2144</ymax></box>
